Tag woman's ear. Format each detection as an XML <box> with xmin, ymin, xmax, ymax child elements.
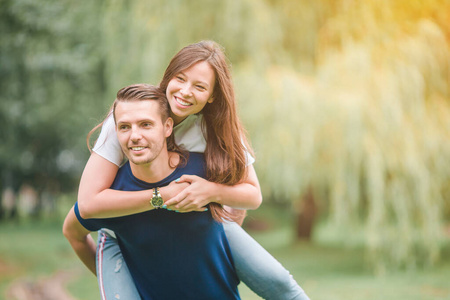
<box><xmin>207</xmin><ymin>97</ymin><xmax>214</xmax><ymax>104</ymax></box>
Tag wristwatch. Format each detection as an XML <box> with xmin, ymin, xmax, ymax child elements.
<box><xmin>150</xmin><ymin>187</ymin><xmax>164</xmax><ymax>209</ymax></box>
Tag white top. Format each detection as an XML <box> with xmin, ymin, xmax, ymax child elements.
<box><xmin>93</xmin><ymin>113</ymin><xmax>254</xmax><ymax>166</ymax></box>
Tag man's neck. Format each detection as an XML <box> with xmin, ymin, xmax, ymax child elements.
<box><xmin>129</xmin><ymin>152</ymin><xmax>180</xmax><ymax>183</ymax></box>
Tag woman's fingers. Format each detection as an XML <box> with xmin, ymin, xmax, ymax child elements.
<box><xmin>174</xmin><ymin>175</ymin><xmax>194</xmax><ymax>184</ymax></box>
<box><xmin>161</xmin><ymin>204</ymin><xmax>207</xmax><ymax>213</ymax></box>
<box><xmin>163</xmin><ymin>191</ymin><xmax>187</xmax><ymax>207</ymax></box>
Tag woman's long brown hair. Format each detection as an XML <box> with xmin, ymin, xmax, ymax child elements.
<box><xmin>160</xmin><ymin>41</ymin><xmax>254</xmax><ymax>222</ymax></box>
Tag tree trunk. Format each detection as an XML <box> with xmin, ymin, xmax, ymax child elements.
<box><xmin>295</xmin><ymin>186</ymin><xmax>318</xmax><ymax>240</ymax></box>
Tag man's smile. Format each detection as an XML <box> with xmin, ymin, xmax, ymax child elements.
<box><xmin>130</xmin><ymin>146</ymin><xmax>146</xmax><ymax>151</ymax></box>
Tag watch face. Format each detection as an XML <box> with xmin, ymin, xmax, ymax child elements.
<box><xmin>152</xmin><ymin>196</ymin><xmax>164</xmax><ymax>207</ymax></box>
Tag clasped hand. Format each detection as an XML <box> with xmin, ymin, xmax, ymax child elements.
<box><xmin>163</xmin><ymin>175</ymin><xmax>218</xmax><ymax>213</ymax></box>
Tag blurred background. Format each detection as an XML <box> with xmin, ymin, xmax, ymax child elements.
<box><xmin>1</xmin><ymin>0</ymin><xmax>449</xmax><ymax>299</ymax></box>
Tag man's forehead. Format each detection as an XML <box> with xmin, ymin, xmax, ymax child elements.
<box><xmin>115</xmin><ymin>100</ymin><xmax>162</xmax><ymax>122</ymax></box>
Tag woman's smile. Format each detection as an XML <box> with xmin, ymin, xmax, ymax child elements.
<box><xmin>174</xmin><ymin>96</ymin><xmax>192</xmax><ymax>107</ymax></box>
<box><xmin>166</xmin><ymin>61</ymin><xmax>215</xmax><ymax>124</ymax></box>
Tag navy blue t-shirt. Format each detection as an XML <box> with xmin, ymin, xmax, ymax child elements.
<box><xmin>75</xmin><ymin>152</ymin><xmax>240</xmax><ymax>300</ymax></box>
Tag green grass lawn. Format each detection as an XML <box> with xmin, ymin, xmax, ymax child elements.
<box><xmin>0</xmin><ymin>216</ymin><xmax>449</xmax><ymax>300</ymax></box>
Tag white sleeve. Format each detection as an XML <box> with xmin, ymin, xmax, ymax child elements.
<box><xmin>245</xmin><ymin>149</ymin><xmax>255</xmax><ymax>166</ymax></box>
<box><xmin>92</xmin><ymin>113</ymin><xmax>124</xmax><ymax>167</ymax></box>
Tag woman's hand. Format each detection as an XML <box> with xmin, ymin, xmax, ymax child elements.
<box><xmin>164</xmin><ymin>164</ymin><xmax>262</xmax><ymax>213</ymax></box>
<box><xmin>161</xmin><ymin>179</ymin><xmax>210</xmax><ymax>213</ymax></box>
<box><xmin>163</xmin><ymin>175</ymin><xmax>218</xmax><ymax>212</ymax></box>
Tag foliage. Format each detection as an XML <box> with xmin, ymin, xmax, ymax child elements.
<box><xmin>239</xmin><ymin>0</ymin><xmax>450</xmax><ymax>272</ymax></box>
<box><xmin>97</xmin><ymin>0</ymin><xmax>283</xmax><ymax>97</ymax></box>
<box><xmin>0</xmin><ymin>0</ymin><xmax>107</xmax><ymax>196</ymax></box>
<box><xmin>1</xmin><ymin>0</ymin><xmax>449</xmax><ymax>271</ymax></box>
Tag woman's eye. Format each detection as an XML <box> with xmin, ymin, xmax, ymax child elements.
<box><xmin>176</xmin><ymin>76</ymin><xmax>185</xmax><ymax>82</ymax></box>
<box><xmin>196</xmin><ymin>85</ymin><xmax>206</xmax><ymax>91</ymax></box>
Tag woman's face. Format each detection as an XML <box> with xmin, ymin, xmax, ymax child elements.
<box><xmin>166</xmin><ymin>61</ymin><xmax>216</xmax><ymax>125</ymax></box>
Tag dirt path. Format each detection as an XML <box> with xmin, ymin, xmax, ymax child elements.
<box><xmin>5</xmin><ymin>271</ymin><xmax>79</xmax><ymax>300</ymax></box>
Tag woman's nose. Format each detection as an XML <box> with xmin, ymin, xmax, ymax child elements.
<box><xmin>180</xmin><ymin>85</ymin><xmax>192</xmax><ymax>97</ymax></box>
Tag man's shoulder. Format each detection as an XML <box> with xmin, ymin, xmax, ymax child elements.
<box><xmin>112</xmin><ymin>162</ymin><xmax>137</xmax><ymax>189</ymax></box>
<box><xmin>176</xmin><ymin>152</ymin><xmax>206</xmax><ymax>178</ymax></box>
<box><xmin>117</xmin><ymin>161</ymin><xmax>132</xmax><ymax>177</ymax></box>
<box><xmin>185</xmin><ymin>152</ymin><xmax>205</xmax><ymax>166</ymax></box>
<box><xmin>187</xmin><ymin>151</ymin><xmax>204</xmax><ymax>160</ymax></box>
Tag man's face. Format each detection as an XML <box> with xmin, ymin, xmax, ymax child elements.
<box><xmin>115</xmin><ymin>100</ymin><xmax>173</xmax><ymax>166</ymax></box>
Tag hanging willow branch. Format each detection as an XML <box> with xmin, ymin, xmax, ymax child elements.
<box><xmin>239</xmin><ymin>0</ymin><xmax>450</xmax><ymax>272</ymax></box>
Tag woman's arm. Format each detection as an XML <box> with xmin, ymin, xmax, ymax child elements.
<box><xmin>164</xmin><ymin>164</ymin><xmax>262</xmax><ymax>211</ymax></box>
<box><xmin>77</xmin><ymin>152</ymin><xmax>148</xmax><ymax>218</ymax></box>
<box><xmin>77</xmin><ymin>152</ymin><xmax>201</xmax><ymax>218</ymax></box>
<box><xmin>62</xmin><ymin>207</ymin><xmax>97</xmax><ymax>275</ymax></box>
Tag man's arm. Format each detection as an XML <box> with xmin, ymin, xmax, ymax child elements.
<box><xmin>62</xmin><ymin>206</ymin><xmax>97</xmax><ymax>275</ymax></box>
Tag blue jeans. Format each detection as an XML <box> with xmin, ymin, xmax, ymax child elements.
<box><xmin>96</xmin><ymin>232</ymin><xmax>140</xmax><ymax>299</ymax></box>
<box><xmin>97</xmin><ymin>223</ymin><xmax>309</xmax><ymax>300</ymax></box>
<box><xmin>223</xmin><ymin>221</ymin><xmax>309</xmax><ymax>300</ymax></box>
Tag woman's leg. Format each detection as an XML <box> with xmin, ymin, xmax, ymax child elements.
<box><xmin>223</xmin><ymin>222</ymin><xmax>310</xmax><ymax>300</ymax></box>
<box><xmin>96</xmin><ymin>230</ymin><xmax>141</xmax><ymax>300</ymax></box>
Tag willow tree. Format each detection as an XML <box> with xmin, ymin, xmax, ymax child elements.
<box><xmin>238</xmin><ymin>0</ymin><xmax>450</xmax><ymax>272</ymax></box>
<box><xmin>85</xmin><ymin>0</ymin><xmax>450</xmax><ymax>271</ymax></box>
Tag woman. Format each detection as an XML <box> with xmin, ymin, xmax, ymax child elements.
<box><xmin>74</xmin><ymin>41</ymin><xmax>309</xmax><ymax>300</ymax></box>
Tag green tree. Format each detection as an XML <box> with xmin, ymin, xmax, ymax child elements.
<box><xmin>0</xmin><ymin>0</ymin><xmax>106</xmax><ymax>217</ymax></box>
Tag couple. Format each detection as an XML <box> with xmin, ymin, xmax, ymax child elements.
<box><xmin>63</xmin><ymin>41</ymin><xmax>310</xmax><ymax>299</ymax></box>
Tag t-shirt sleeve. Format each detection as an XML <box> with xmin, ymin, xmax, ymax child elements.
<box><xmin>92</xmin><ymin>113</ymin><xmax>124</xmax><ymax>167</ymax></box>
<box><xmin>245</xmin><ymin>149</ymin><xmax>255</xmax><ymax>166</ymax></box>
<box><xmin>74</xmin><ymin>202</ymin><xmax>103</xmax><ymax>232</ymax></box>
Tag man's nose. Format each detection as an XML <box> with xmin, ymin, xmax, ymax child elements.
<box><xmin>130</xmin><ymin>127</ymin><xmax>142</xmax><ymax>141</ymax></box>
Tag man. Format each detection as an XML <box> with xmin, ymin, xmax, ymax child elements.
<box><xmin>63</xmin><ymin>84</ymin><xmax>240</xmax><ymax>299</ymax></box>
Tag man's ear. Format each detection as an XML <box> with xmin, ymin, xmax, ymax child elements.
<box><xmin>164</xmin><ymin>117</ymin><xmax>174</xmax><ymax>137</ymax></box>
